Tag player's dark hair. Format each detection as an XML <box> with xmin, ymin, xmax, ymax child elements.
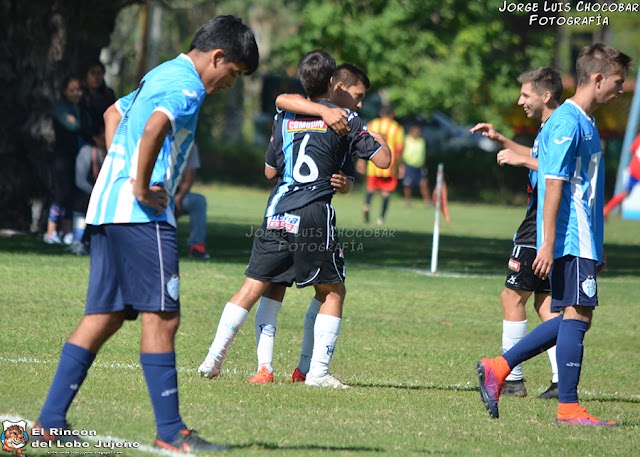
<box><xmin>518</xmin><ymin>67</ymin><xmax>563</xmax><ymax>103</ymax></box>
<box><xmin>333</xmin><ymin>63</ymin><xmax>370</xmax><ymax>90</ymax></box>
<box><xmin>297</xmin><ymin>50</ymin><xmax>336</xmax><ymax>99</ymax></box>
<box><xmin>576</xmin><ymin>43</ymin><xmax>631</xmax><ymax>86</ymax></box>
<box><xmin>189</xmin><ymin>15</ymin><xmax>259</xmax><ymax>75</ymax></box>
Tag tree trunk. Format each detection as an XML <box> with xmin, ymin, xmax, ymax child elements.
<box><xmin>0</xmin><ymin>0</ymin><xmax>139</xmax><ymax>231</ymax></box>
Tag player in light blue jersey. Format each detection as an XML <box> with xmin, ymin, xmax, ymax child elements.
<box><xmin>33</xmin><ymin>16</ymin><xmax>258</xmax><ymax>453</ymax></box>
<box><xmin>478</xmin><ymin>44</ymin><xmax>631</xmax><ymax>427</ymax></box>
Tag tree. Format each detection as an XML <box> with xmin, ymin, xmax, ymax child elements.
<box><xmin>0</xmin><ymin>0</ymin><xmax>139</xmax><ymax>231</ymax></box>
<box><xmin>274</xmin><ymin>0</ymin><xmax>555</xmax><ymax>125</ymax></box>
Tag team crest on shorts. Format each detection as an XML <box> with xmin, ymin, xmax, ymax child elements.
<box><xmin>2</xmin><ymin>420</ymin><xmax>29</xmax><ymax>456</ymax></box>
<box><xmin>581</xmin><ymin>275</ymin><xmax>597</xmax><ymax>298</ymax></box>
<box><xmin>167</xmin><ymin>274</ymin><xmax>180</xmax><ymax>301</ymax></box>
<box><xmin>508</xmin><ymin>258</ymin><xmax>521</xmax><ymax>272</ymax></box>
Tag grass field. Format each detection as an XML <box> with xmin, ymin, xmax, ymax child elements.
<box><xmin>1</xmin><ymin>182</ymin><xmax>639</xmax><ymax>456</ymax></box>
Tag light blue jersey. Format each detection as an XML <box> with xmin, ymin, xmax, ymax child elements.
<box><xmin>86</xmin><ymin>54</ymin><xmax>205</xmax><ymax>227</ymax></box>
<box><xmin>537</xmin><ymin>100</ymin><xmax>604</xmax><ymax>262</ymax></box>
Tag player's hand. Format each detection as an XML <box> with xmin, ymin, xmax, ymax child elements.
<box><xmin>470</xmin><ymin>123</ymin><xmax>500</xmax><ymax>142</ymax></box>
<box><xmin>131</xmin><ymin>179</ymin><xmax>168</xmax><ymax>215</ymax></box>
<box><xmin>532</xmin><ymin>243</ymin><xmax>554</xmax><ymax>280</ymax></box>
<box><xmin>321</xmin><ymin>107</ymin><xmax>349</xmax><ymax>136</ymax></box>
<box><xmin>174</xmin><ymin>196</ymin><xmax>184</xmax><ymax>218</ymax></box>
<box><xmin>497</xmin><ymin>148</ymin><xmax>525</xmax><ymax>167</ymax></box>
<box><xmin>331</xmin><ymin>171</ymin><xmax>352</xmax><ymax>194</ymax></box>
<box><xmin>398</xmin><ymin>164</ymin><xmax>405</xmax><ymax>179</ymax></box>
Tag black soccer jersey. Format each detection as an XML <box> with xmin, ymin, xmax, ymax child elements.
<box><xmin>264</xmin><ymin>101</ymin><xmax>381</xmax><ymax>217</ymax></box>
<box><xmin>512</xmin><ymin>125</ymin><xmax>543</xmax><ymax>247</ymax></box>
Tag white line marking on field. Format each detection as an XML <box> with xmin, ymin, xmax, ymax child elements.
<box><xmin>3</xmin><ymin>356</ymin><xmax>640</xmax><ymax>401</ymax></box>
<box><xmin>0</xmin><ymin>415</ymin><xmax>191</xmax><ymax>456</ymax></box>
<box><xmin>351</xmin><ymin>262</ymin><xmax>629</xmax><ymax>283</ymax></box>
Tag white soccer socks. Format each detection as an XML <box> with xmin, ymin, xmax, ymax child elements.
<box><xmin>198</xmin><ymin>302</ymin><xmax>248</xmax><ymax>378</ymax></box>
<box><xmin>503</xmin><ymin>320</ymin><xmax>527</xmax><ymax>381</ymax></box>
<box><xmin>297</xmin><ymin>297</ymin><xmax>322</xmax><ymax>374</ymax></box>
<box><xmin>255</xmin><ymin>297</ymin><xmax>282</xmax><ymax>373</ymax></box>
<box><xmin>547</xmin><ymin>345</ymin><xmax>559</xmax><ymax>383</ymax></box>
<box><xmin>307</xmin><ymin>313</ymin><xmax>341</xmax><ymax>379</ymax></box>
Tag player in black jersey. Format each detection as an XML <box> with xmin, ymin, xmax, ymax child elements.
<box><xmin>198</xmin><ymin>51</ymin><xmax>390</xmax><ymax>388</ymax></box>
<box><xmin>470</xmin><ymin>67</ymin><xmax>562</xmax><ymax>399</ymax></box>
<box><xmin>246</xmin><ymin>63</ymin><xmax>374</xmax><ymax>385</ymax></box>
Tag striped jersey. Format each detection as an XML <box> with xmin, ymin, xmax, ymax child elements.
<box><xmin>86</xmin><ymin>54</ymin><xmax>205</xmax><ymax>227</ymax></box>
<box><xmin>264</xmin><ymin>101</ymin><xmax>381</xmax><ymax>217</ymax></box>
<box><xmin>366</xmin><ymin>117</ymin><xmax>404</xmax><ymax>178</ymax></box>
<box><xmin>537</xmin><ymin>100</ymin><xmax>604</xmax><ymax>262</ymax></box>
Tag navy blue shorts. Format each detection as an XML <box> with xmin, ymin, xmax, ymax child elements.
<box><xmin>550</xmin><ymin>255</ymin><xmax>598</xmax><ymax>313</ymax></box>
<box><xmin>403</xmin><ymin>164</ymin><xmax>427</xmax><ymax>187</ymax></box>
<box><xmin>85</xmin><ymin>222</ymin><xmax>180</xmax><ymax>319</ymax></box>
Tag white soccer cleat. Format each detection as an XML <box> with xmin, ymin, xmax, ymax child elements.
<box><xmin>198</xmin><ymin>355</ymin><xmax>221</xmax><ymax>379</ymax></box>
<box><xmin>305</xmin><ymin>373</ymin><xmax>349</xmax><ymax>389</ymax></box>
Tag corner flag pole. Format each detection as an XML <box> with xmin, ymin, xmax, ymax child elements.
<box><xmin>430</xmin><ymin>163</ymin><xmax>444</xmax><ymax>274</ymax></box>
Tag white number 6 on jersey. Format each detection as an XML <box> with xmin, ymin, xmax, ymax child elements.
<box><xmin>293</xmin><ymin>134</ymin><xmax>319</xmax><ymax>183</ymax></box>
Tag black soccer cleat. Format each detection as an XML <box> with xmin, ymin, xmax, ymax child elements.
<box><xmin>537</xmin><ymin>381</ymin><xmax>559</xmax><ymax>400</ymax></box>
<box><xmin>503</xmin><ymin>379</ymin><xmax>527</xmax><ymax>397</ymax></box>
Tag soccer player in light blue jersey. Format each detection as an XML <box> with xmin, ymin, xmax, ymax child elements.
<box><xmin>33</xmin><ymin>16</ymin><xmax>258</xmax><ymax>453</ymax></box>
<box><xmin>477</xmin><ymin>44</ymin><xmax>631</xmax><ymax>426</ymax></box>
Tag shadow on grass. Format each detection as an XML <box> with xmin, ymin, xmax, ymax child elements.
<box><xmin>231</xmin><ymin>442</ymin><xmax>446</xmax><ymax>454</ymax></box>
<box><xmin>349</xmin><ymin>381</ymin><xmax>478</xmax><ymax>393</ymax></box>
<box><xmin>3</xmin><ymin>220</ymin><xmax>640</xmax><ymax>277</ymax></box>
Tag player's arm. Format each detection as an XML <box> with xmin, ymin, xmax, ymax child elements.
<box><xmin>264</xmin><ymin>164</ymin><xmax>278</xmax><ymax>180</ymax></box>
<box><xmin>275</xmin><ymin>94</ymin><xmax>349</xmax><ymax>135</ymax></box>
<box><xmin>470</xmin><ymin>122</ymin><xmax>530</xmax><ymax>156</ymax></box>
<box><xmin>103</xmin><ymin>103</ymin><xmax>122</xmax><ymax>150</ymax></box>
<box><xmin>497</xmin><ymin>148</ymin><xmax>538</xmax><ymax>171</ymax></box>
<box><xmin>131</xmin><ymin>111</ymin><xmax>171</xmax><ymax>215</ymax></box>
<box><xmin>368</xmin><ymin>131</ymin><xmax>392</xmax><ymax>169</ymax></box>
<box><xmin>532</xmin><ymin>178</ymin><xmax>562</xmax><ymax>280</ymax></box>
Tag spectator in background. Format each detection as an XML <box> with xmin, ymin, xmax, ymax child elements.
<box><xmin>603</xmin><ymin>132</ymin><xmax>640</xmax><ymax>219</ymax></box>
<box><xmin>401</xmin><ymin>124</ymin><xmax>431</xmax><ymax>206</ymax></box>
<box><xmin>360</xmin><ymin>104</ymin><xmax>404</xmax><ymax>225</ymax></box>
<box><xmin>175</xmin><ymin>143</ymin><xmax>210</xmax><ymax>259</ymax></box>
<box><xmin>44</xmin><ymin>76</ymin><xmax>84</xmax><ymax>245</ymax></box>
<box><xmin>81</xmin><ymin>60</ymin><xmax>116</xmax><ymax>139</ymax></box>
<box><xmin>70</xmin><ymin>123</ymin><xmax>106</xmax><ymax>255</ymax></box>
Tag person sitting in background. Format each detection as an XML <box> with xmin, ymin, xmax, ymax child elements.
<box><xmin>70</xmin><ymin>123</ymin><xmax>106</xmax><ymax>255</ymax></box>
<box><xmin>81</xmin><ymin>60</ymin><xmax>116</xmax><ymax>140</ymax></box>
<box><xmin>44</xmin><ymin>76</ymin><xmax>84</xmax><ymax>245</ymax></box>
<box><xmin>401</xmin><ymin>124</ymin><xmax>431</xmax><ymax>206</ymax></box>
<box><xmin>175</xmin><ymin>143</ymin><xmax>210</xmax><ymax>259</ymax></box>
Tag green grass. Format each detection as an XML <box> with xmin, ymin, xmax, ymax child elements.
<box><xmin>1</xmin><ymin>183</ymin><xmax>639</xmax><ymax>456</ymax></box>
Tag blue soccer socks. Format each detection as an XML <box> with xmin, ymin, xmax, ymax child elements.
<box><xmin>141</xmin><ymin>352</ymin><xmax>185</xmax><ymax>443</ymax></box>
<box><xmin>556</xmin><ymin>319</ymin><xmax>589</xmax><ymax>404</ymax></box>
<box><xmin>39</xmin><ymin>343</ymin><xmax>96</xmax><ymax>428</ymax></box>
<box><xmin>502</xmin><ymin>316</ymin><xmax>562</xmax><ymax>370</ymax></box>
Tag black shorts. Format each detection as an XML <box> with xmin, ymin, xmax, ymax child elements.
<box><xmin>245</xmin><ymin>200</ymin><xmax>345</xmax><ymax>288</ymax></box>
<box><xmin>550</xmin><ymin>255</ymin><xmax>598</xmax><ymax>312</ymax></box>
<box><xmin>504</xmin><ymin>245</ymin><xmax>550</xmax><ymax>293</ymax></box>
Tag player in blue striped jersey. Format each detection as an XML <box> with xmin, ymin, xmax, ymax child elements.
<box><xmin>478</xmin><ymin>44</ymin><xmax>631</xmax><ymax>426</ymax></box>
<box><xmin>33</xmin><ymin>16</ymin><xmax>258</xmax><ymax>453</ymax></box>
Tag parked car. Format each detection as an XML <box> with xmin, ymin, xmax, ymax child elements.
<box><xmin>401</xmin><ymin>111</ymin><xmax>499</xmax><ymax>155</ymax></box>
